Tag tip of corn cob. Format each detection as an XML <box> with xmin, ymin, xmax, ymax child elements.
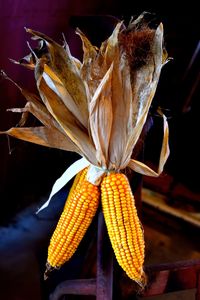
<box><xmin>44</xmin><ymin>262</ymin><xmax>59</xmax><ymax>280</ymax></box>
<box><xmin>136</xmin><ymin>270</ymin><xmax>147</xmax><ymax>290</ymax></box>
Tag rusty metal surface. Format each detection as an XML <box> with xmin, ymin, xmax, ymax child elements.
<box><xmin>49</xmin><ymin>278</ymin><xmax>96</xmax><ymax>300</ymax></box>
<box><xmin>140</xmin><ymin>259</ymin><xmax>200</xmax><ymax>298</ymax></box>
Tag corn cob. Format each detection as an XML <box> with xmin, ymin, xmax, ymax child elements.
<box><xmin>101</xmin><ymin>172</ymin><xmax>145</xmax><ymax>286</ymax></box>
<box><xmin>45</xmin><ymin>168</ymin><xmax>100</xmax><ymax>277</ymax></box>
<box><xmin>64</xmin><ymin>167</ymin><xmax>88</xmax><ymax>209</ymax></box>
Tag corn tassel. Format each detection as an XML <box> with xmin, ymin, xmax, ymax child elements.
<box><xmin>45</xmin><ymin>168</ymin><xmax>100</xmax><ymax>278</ymax></box>
<box><xmin>101</xmin><ymin>172</ymin><xmax>146</xmax><ymax>286</ymax></box>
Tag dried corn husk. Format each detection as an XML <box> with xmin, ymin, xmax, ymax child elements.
<box><xmin>1</xmin><ymin>13</ymin><xmax>169</xmax><ymax>179</ymax></box>
<box><xmin>1</xmin><ymin>12</ymin><xmax>169</xmax><ymax>191</ymax></box>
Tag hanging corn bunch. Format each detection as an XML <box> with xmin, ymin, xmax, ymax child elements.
<box><xmin>0</xmin><ymin>12</ymin><xmax>170</xmax><ymax>287</ymax></box>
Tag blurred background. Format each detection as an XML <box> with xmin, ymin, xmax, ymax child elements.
<box><xmin>0</xmin><ymin>1</ymin><xmax>199</xmax><ymax>299</ymax></box>
<box><xmin>0</xmin><ymin>0</ymin><xmax>199</xmax><ymax>222</ymax></box>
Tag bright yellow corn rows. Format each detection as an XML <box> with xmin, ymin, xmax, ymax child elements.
<box><xmin>47</xmin><ymin>168</ymin><xmax>100</xmax><ymax>268</ymax></box>
<box><xmin>63</xmin><ymin>167</ymin><xmax>88</xmax><ymax>209</ymax></box>
<box><xmin>46</xmin><ymin>169</ymin><xmax>145</xmax><ymax>286</ymax></box>
<box><xmin>101</xmin><ymin>172</ymin><xmax>145</xmax><ymax>286</ymax></box>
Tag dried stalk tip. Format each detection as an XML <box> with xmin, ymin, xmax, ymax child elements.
<box><xmin>0</xmin><ymin>70</ymin><xmax>8</xmax><ymax>79</ymax></box>
<box><xmin>44</xmin><ymin>262</ymin><xmax>55</xmax><ymax>280</ymax></box>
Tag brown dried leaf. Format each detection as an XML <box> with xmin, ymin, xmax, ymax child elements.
<box><xmin>9</xmin><ymin>58</ymin><xmax>35</xmax><ymax>70</ymax></box>
<box><xmin>128</xmin><ymin>112</ymin><xmax>169</xmax><ymax>176</ymax></box>
<box><xmin>11</xmin><ymin>103</ymin><xmax>82</xmax><ymax>154</ymax></box>
<box><xmin>89</xmin><ymin>63</ymin><xmax>113</xmax><ymax>167</ymax></box>
<box><xmin>36</xmin><ymin>67</ymin><xmax>97</xmax><ymax>164</ymax></box>
<box><xmin>79</xmin><ymin>22</ymin><xmax>123</xmax><ymax>97</ymax></box>
<box><xmin>43</xmin><ymin>64</ymin><xmax>88</xmax><ymax>128</ymax></box>
<box><xmin>20</xmin><ymin>99</ymin><xmax>62</xmax><ymax>131</ymax></box>
<box><xmin>157</xmin><ymin>111</ymin><xmax>170</xmax><ymax>174</ymax></box>
<box><xmin>62</xmin><ymin>33</ymin><xmax>82</xmax><ymax>70</ymax></box>
<box><xmin>7</xmin><ymin>107</ymin><xmax>29</xmax><ymax>127</ymax></box>
<box><xmin>26</xmin><ymin>28</ymin><xmax>89</xmax><ymax>128</ymax></box>
<box><xmin>2</xmin><ymin>75</ymin><xmax>81</xmax><ymax>153</ymax></box>
<box><xmin>108</xmin><ymin>52</ymin><xmax>133</xmax><ymax>170</ymax></box>
<box><xmin>76</xmin><ymin>28</ymin><xmax>98</xmax><ymax>84</ymax></box>
<box><xmin>4</xmin><ymin>75</ymin><xmax>65</xmax><ymax>133</ymax></box>
<box><xmin>128</xmin><ymin>159</ymin><xmax>159</xmax><ymax>177</ymax></box>
<box><xmin>122</xmin><ymin>23</ymin><xmax>164</xmax><ymax>167</ymax></box>
<box><xmin>1</xmin><ymin>71</ymin><xmax>61</xmax><ymax>132</ymax></box>
<box><xmin>0</xmin><ymin>126</ymin><xmax>79</xmax><ymax>152</ymax></box>
<box><xmin>102</xmin><ymin>21</ymin><xmax>123</xmax><ymax>67</ymax></box>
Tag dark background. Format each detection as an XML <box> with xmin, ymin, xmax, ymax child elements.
<box><xmin>0</xmin><ymin>0</ymin><xmax>199</xmax><ymax>223</ymax></box>
<box><xmin>0</xmin><ymin>1</ymin><xmax>199</xmax><ymax>299</ymax></box>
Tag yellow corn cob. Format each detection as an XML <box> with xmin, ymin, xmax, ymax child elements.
<box><xmin>45</xmin><ymin>168</ymin><xmax>100</xmax><ymax>276</ymax></box>
<box><xmin>64</xmin><ymin>167</ymin><xmax>88</xmax><ymax>209</ymax></box>
<box><xmin>101</xmin><ymin>172</ymin><xmax>146</xmax><ymax>286</ymax></box>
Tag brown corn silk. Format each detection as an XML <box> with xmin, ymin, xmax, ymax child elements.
<box><xmin>0</xmin><ymin>13</ymin><xmax>170</xmax><ymax>287</ymax></box>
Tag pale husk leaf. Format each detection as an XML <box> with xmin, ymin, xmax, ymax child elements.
<box><xmin>89</xmin><ymin>63</ymin><xmax>113</xmax><ymax>168</ymax></box>
<box><xmin>8</xmin><ymin>105</ymin><xmax>80</xmax><ymax>154</ymax></box>
<box><xmin>62</xmin><ymin>34</ymin><xmax>83</xmax><ymax>70</ymax></box>
<box><xmin>1</xmin><ymin>74</ymin><xmax>80</xmax><ymax>153</ymax></box>
<box><xmin>43</xmin><ymin>64</ymin><xmax>88</xmax><ymax>128</ymax></box>
<box><xmin>36</xmin><ymin>63</ymin><xmax>97</xmax><ymax>164</ymax></box>
<box><xmin>108</xmin><ymin>51</ymin><xmax>133</xmax><ymax>170</ymax></box>
<box><xmin>121</xmin><ymin>23</ymin><xmax>164</xmax><ymax>168</ymax></box>
<box><xmin>0</xmin><ymin>126</ymin><xmax>79</xmax><ymax>152</ymax></box>
<box><xmin>26</xmin><ymin>28</ymin><xmax>89</xmax><ymax>128</ymax></box>
<box><xmin>102</xmin><ymin>21</ymin><xmax>123</xmax><ymax>67</ymax></box>
<box><xmin>156</xmin><ymin>111</ymin><xmax>170</xmax><ymax>174</ymax></box>
<box><xmin>19</xmin><ymin>89</ymin><xmax>64</xmax><ymax>132</ymax></box>
<box><xmin>79</xmin><ymin>22</ymin><xmax>123</xmax><ymax>97</ymax></box>
<box><xmin>2</xmin><ymin>73</ymin><xmax>66</xmax><ymax>134</ymax></box>
<box><xmin>9</xmin><ymin>58</ymin><xmax>35</xmax><ymax>70</ymax></box>
<box><xmin>76</xmin><ymin>28</ymin><xmax>98</xmax><ymax>93</ymax></box>
<box><xmin>128</xmin><ymin>112</ymin><xmax>170</xmax><ymax>176</ymax></box>
<box><xmin>86</xmin><ymin>164</ymin><xmax>106</xmax><ymax>185</ymax></box>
